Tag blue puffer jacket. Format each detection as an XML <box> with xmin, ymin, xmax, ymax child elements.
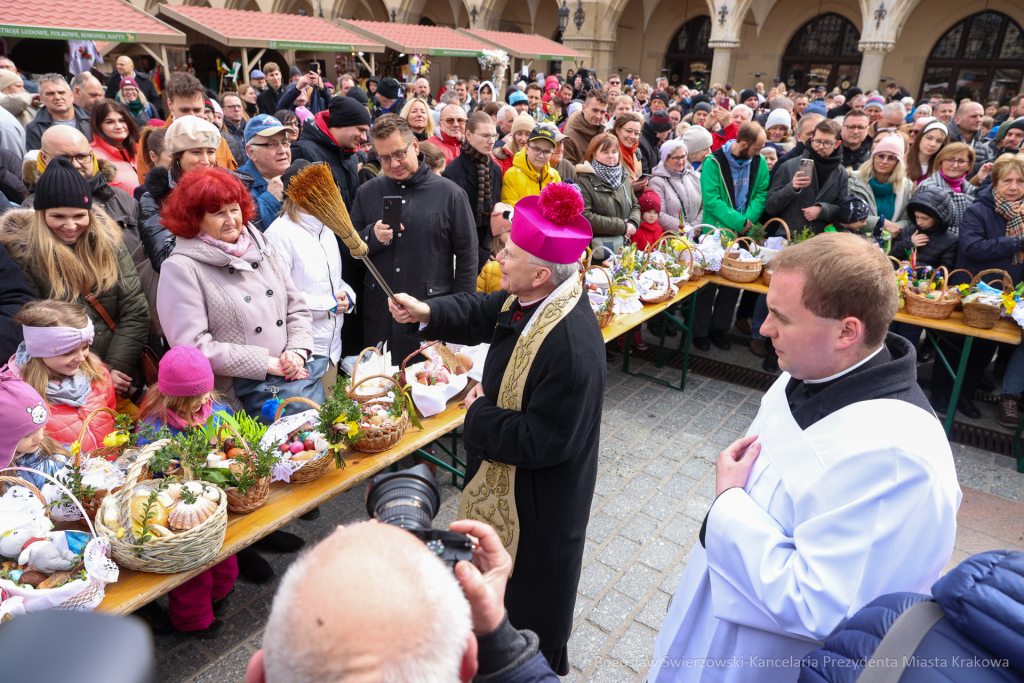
<box><xmin>799</xmin><ymin>550</ymin><xmax>1024</xmax><ymax>682</ymax></box>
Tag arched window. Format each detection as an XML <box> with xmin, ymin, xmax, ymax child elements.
<box><xmin>921</xmin><ymin>11</ymin><xmax>1024</xmax><ymax>105</ymax></box>
<box><xmin>664</xmin><ymin>16</ymin><xmax>712</xmax><ymax>89</ymax></box>
<box><xmin>780</xmin><ymin>13</ymin><xmax>861</xmax><ymax>92</ymax></box>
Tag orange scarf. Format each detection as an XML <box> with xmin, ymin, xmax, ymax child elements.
<box><xmin>619</xmin><ymin>140</ymin><xmax>638</xmax><ymax>176</ymax></box>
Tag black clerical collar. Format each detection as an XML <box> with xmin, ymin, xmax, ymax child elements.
<box><xmin>786</xmin><ymin>346</ymin><xmax>890</xmax><ymax>412</ymax></box>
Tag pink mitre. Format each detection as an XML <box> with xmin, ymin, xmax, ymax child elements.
<box><xmin>510</xmin><ymin>183</ymin><xmax>593</xmax><ymax>264</ymax></box>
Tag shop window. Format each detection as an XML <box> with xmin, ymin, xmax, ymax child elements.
<box><xmin>663</xmin><ymin>16</ymin><xmax>712</xmax><ymax>89</ymax></box>
<box><xmin>780</xmin><ymin>13</ymin><xmax>861</xmax><ymax>92</ymax></box>
<box><xmin>923</xmin><ymin>11</ymin><xmax>1024</xmax><ymax>105</ymax></box>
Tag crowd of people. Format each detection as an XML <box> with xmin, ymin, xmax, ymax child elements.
<box><xmin>0</xmin><ymin>50</ymin><xmax>1023</xmax><ymax>680</ymax></box>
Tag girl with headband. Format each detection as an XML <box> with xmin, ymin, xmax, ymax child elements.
<box><xmin>0</xmin><ymin>157</ymin><xmax>149</xmax><ymax>403</ymax></box>
<box><xmin>3</xmin><ymin>299</ymin><xmax>117</xmax><ymax>451</ymax></box>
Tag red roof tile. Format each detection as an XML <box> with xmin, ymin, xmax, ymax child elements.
<box><xmin>0</xmin><ymin>0</ymin><xmax>184</xmax><ymax>42</ymax></box>
<box><xmin>339</xmin><ymin>20</ymin><xmax>488</xmax><ymax>57</ymax></box>
<box><xmin>159</xmin><ymin>6</ymin><xmax>382</xmax><ymax>51</ymax></box>
<box><xmin>462</xmin><ymin>30</ymin><xmax>586</xmax><ymax>60</ymax></box>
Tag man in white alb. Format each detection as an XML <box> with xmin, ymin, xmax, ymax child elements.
<box><xmin>650</xmin><ymin>232</ymin><xmax>962</xmax><ymax>683</ymax></box>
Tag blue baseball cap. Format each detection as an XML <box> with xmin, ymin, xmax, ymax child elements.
<box><xmin>244</xmin><ymin>114</ymin><xmax>289</xmax><ymax>143</ymax></box>
<box><xmin>250</xmin><ymin>69</ymin><xmax>266</xmax><ymax>79</ymax></box>
<box><xmin>509</xmin><ymin>90</ymin><xmax>528</xmax><ymax>105</ymax></box>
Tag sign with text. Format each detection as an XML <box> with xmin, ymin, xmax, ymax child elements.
<box><xmin>269</xmin><ymin>40</ymin><xmax>354</xmax><ymax>51</ymax></box>
<box><xmin>0</xmin><ymin>25</ymin><xmax>137</xmax><ymax>42</ymax></box>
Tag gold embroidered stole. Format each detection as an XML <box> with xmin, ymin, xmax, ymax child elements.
<box><xmin>457</xmin><ymin>276</ymin><xmax>583</xmax><ymax>566</ymax></box>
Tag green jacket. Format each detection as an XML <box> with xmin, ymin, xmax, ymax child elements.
<box><xmin>699</xmin><ymin>146</ymin><xmax>770</xmax><ymax>233</ymax></box>
<box><xmin>574</xmin><ymin>161</ymin><xmax>641</xmax><ymax>236</ymax></box>
<box><xmin>0</xmin><ymin>208</ymin><xmax>149</xmax><ymax>377</ymax></box>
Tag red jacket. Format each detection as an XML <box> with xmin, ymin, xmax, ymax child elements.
<box><xmin>711</xmin><ymin>122</ymin><xmax>740</xmax><ymax>153</ymax></box>
<box><xmin>90</xmin><ymin>135</ymin><xmax>139</xmax><ymax>194</ymax></box>
<box><xmin>632</xmin><ymin>221</ymin><xmax>664</xmax><ymax>251</ymax></box>
<box><xmin>432</xmin><ymin>130</ymin><xmax>462</xmax><ymax>164</ymax></box>
<box><xmin>4</xmin><ymin>359</ymin><xmax>116</xmax><ymax>450</ymax></box>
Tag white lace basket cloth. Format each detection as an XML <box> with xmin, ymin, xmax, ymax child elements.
<box><xmin>1</xmin><ymin>466</ymin><xmax>118</xmax><ymax>615</ymax></box>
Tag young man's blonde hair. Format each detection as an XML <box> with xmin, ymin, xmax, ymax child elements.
<box><xmin>768</xmin><ymin>232</ymin><xmax>898</xmax><ymax>348</ymax></box>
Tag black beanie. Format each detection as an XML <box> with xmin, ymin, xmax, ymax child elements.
<box><xmin>34</xmin><ymin>157</ymin><xmax>92</xmax><ymax>212</ymax></box>
<box><xmin>739</xmin><ymin>88</ymin><xmax>758</xmax><ymax>104</ymax></box>
<box><xmin>844</xmin><ymin>86</ymin><xmax>863</xmax><ymax>99</ymax></box>
<box><xmin>837</xmin><ymin>194</ymin><xmax>870</xmax><ymax>225</ymax></box>
<box><xmin>377</xmin><ymin>77</ymin><xmax>401</xmax><ymax>100</ymax></box>
<box><xmin>281</xmin><ymin>159</ymin><xmax>311</xmax><ymax>194</ymax></box>
<box><xmin>328</xmin><ymin>96</ymin><xmax>372</xmax><ymax>128</ymax></box>
<box><xmin>689</xmin><ymin>93</ymin><xmax>711</xmax><ymax>108</ymax></box>
<box><xmin>345</xmin><ymin>86</ymin><xmax>369</xmax><ymax>106</ymax></box>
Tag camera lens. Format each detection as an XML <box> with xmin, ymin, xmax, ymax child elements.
<box><xmin>365</xmin><ymin>463</ymin><xmax>441</xmax><ymax>532</ymax></box>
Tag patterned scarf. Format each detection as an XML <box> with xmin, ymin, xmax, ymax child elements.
<box><xmin>198</xmin><ymin>226</ymin><xmax>252</xmax><ymax>258</ymax></box>
<box><xmin>461</xmin><ymin>140</ymin><xmax>493</xmax><ymax>220</ymax></box>
<box><xmin>591</xmin><ymin>158</ymin><xmax>624</xmax><ymax>189</ymax></box>
<box><xmin>994</xmin><ymin>190</ymin><xmax>1024</xmax><ymax>264</ymax></box>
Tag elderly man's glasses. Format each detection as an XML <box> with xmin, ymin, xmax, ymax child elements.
<box><xmin>843</xmin><ymin>124</ymin><xmax>868</xmax><ymax>132</ymax></box>
<box><xmin>378</xmin><ymin>142</ymin><xmax>412</xmax><ymax>165</ymax></box>
<box><xmin>499</xmin><ymin>246</ymin><xmax>533</xmax><ymax>264</ymax></box>
<box><xmin>443</xmin><ymin>117</ymin><xmax>467</xmax><ymax>125</ymax></box>
<box><xmin>55</xmin><ymin>151</ymin><xmax>94</xmax><ymax>166</ymax></box>
<box><xmin>251</xmin><ymin>140</ymin><xmax>290</xmax><ymax>150</ymax></box>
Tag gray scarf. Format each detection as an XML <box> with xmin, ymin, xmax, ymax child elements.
<box><xmin>15</xmin><ymin>342</ymin><xmax>92</xmax><ymax>408</ymax></box>
<box><xmin>591</xmin><ymin>159</ymin><xmax>624</xmax><ymax>189</ymax></box>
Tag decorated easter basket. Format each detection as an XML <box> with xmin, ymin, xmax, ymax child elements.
<box><xmin>585</xmin><ymin>265</ymin><xmax>616</xmax><ymax>328</ymax></box>
<box><xmin>755</xmin><ymin>217</ymin><xmax>790</xmax><ymax>266</ymax></box>
<box><xmin>347</xmin><ymin>347</ymin><xmax>392</xmax><ymax>404</ymax></box>
<box><xmin>73</xmin><ymin>407</ymin><xmax>126</xmax><ymax>521</ymax></box>
<box><xmin>350</xmin><ymin>375</ymin><xmax>409</xmax><ymax>453</ymax></box>
<box><xmin>217</xmin><ymin>423</ymin><xmax>270</xmax><ymax>514</ymax></box>
<box><xmin>637</xmin><ymin>261</ymin><xmax>676</xmax><ymax>304</ymax></box>
<box><xmin>93</xmin><ymin>440</ymin><xmax>228</xmax><ymax>574</ymax></box>
<box><xmin>720</xmin><ymin>236</ymin><xmax>763</xmax><ymax>283</ymax></box>
<box><xmin>962</xmin><ymin>269</ymin><xmax>1013</xmax><ymax>330</ymax></box>
<box><xmin>2</xmin><ymin>466</ymin><xmax>119</xmax><ymax>612</ymax></box>
<box><xmin>272</xmin><ymin>397</ymin><xmax>335</xmax><ymax>484</ymax></box>
<box><xmin>902</xmin><ymin>265</ymin><xmax>959</xmax><ymax>320</ymax></box>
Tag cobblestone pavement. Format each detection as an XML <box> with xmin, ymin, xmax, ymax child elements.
<box><xmin>157</xmin><ymin>356</ymin><xmax>1024</xmax><ymax>683</ymax></box>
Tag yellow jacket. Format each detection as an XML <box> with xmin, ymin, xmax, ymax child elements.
<box><xmin>501</xmin><ymin>148</ymin><xmax>561</xmax><ymax>206</ymax></box>
<box><xmin>477</xmin><ymin>259</ymin><xmax>503</xmax><ymax>293</ymax></box>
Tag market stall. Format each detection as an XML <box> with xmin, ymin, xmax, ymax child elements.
<box><xmin>157</xmin><ymin>5</ymin><xmax>383</xmax><ymax>89</ymax></box>
<box><xmin>0</xmin><ymin>0</ymin><xmax>184</xmax><ymax>76</ymax></box>
<box><xmin>458</xmin><ymin>29</ymin><xmax>586</xmax><ymax>79</ymax></box>
<box><xmin>337</xmin><ymin>20</ymin><xmax>488</xmax><ymax>91</ymax></box>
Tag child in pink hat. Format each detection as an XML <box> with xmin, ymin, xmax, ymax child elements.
<box><xmin>0</xmin><ymin>374</ymin><xmax>70</xmax><ymax>489</ymax></box>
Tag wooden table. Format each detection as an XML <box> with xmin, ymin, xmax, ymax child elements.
<box><xmin>702</xmin><ymin>274</ymin><xmax>1023</xmax><ymax>435</ymax></box>
<box><xmin>601</xmin><ymin>279</ymin><xmax>708</xmax><ymax>390</ymax></box>
<box><xmin>97</xmin><ymin>401</ymin><xmax>468</xmax><ymax>615</ymax></box>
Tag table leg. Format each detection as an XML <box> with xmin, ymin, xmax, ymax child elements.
<box><xmin>944</xmin><ymin>335</ymin><xmax>974</xmax><ymax>436</ymax></box>
<box><xmin>414</xmin><ymin>447</ymin><xmax>465</xmax><ymax>485</ymax></box>
<box><xmin>622</xmin><ymin>300</ymin><xmax>695</xmax><ymax>392</ymax></box>
<box><xmin>1016</xmin><ymin>415</ymin><xmax>1024</xmax><ymax>473</ymax></box>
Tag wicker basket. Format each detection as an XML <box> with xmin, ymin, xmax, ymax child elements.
<box><xmin>350</xmin><ymin>375</ymin><xmax>408</xmax><ymax>453</ymax></box>
<box><xmin>73</xmin><ymin>407</ymin><xmax>126</xmax><ymax>521</ymax></box>
<box><xmin>94</xmin><ymin>439</ymin><xmax>228</xmax><ymax>574</ymax></box>
<box><xmin>0</xmin><ymin>473</ymin><xmax>48</xmax><ymax>508</ymax></box>
<box><xmin>962</xmin><ymin>269</ymin><xmax>1013</xmax><ymax>329</ymax></box>
<box><xmin>586</xmin><ymin>265</ymin><xmax>616</xmax><ymax>328</ymax></box>
<box><xmin>902</xmin><ymin>266</ymin><xmax>959</xmax><ymax>320</ymax></box>
<box><xmin>720</xmin><ymin>236</ymin><xmax>763</xmax><ymax>283</ymax></box>
<box><xmin>272</xmin><ymin>396</ymin><xmax>335</xmax><ymax>484</ymax></box>
<box><xmin>216</xmin><ymin>422</ymin><xmax>271</xmax><ymax>514</ymax></box>
<box><xmin>676</xmin><ymin>241</ymin><xmax>706</xmax><ymax>280</ymax></box>
<box><xmin>347</xmin><ymin>347</ymin><xmax>391</xmax><ymax>403</ymax></box>
<box><xmin>586</xmin><ymin>244</ymin><xmax>618</xmax><ymax>270</ymax></box>
<box><xmin>760</xmin><ymin>217</ymin><xmax>791</xmax><ymax>245</ymax></box>
<box><xmin>638</xmin><ymin>261</ymin><xmax>675</xmax><ymax>304</ymax></box>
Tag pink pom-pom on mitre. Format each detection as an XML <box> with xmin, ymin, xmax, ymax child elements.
<box><xmin>538</xmin><ymin>182</ymin><xmax>584</xmax><ymax>225</ymax></box>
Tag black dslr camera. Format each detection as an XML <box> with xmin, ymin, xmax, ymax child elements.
<box><xmin>365</xmin><ymin>463</ymin><xmax>474</xmax><ymax>569</ymax></box>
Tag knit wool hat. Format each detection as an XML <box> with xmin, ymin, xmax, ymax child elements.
<box><xmin>651</xmin><ymin>92</ymin><xmax>670</xmax><ymax>107</ymax></box>
<box><xmin>345</xmin><ymin>86</ymin><xmax>369</xmax><ymax>106</ymax></box>
<box><xmin>328</xmin><ymin>95</ymin><xmax>371</xmax><ymax>127</ymax></box>
<box><xmin>872</xmin><ymin>133</ymin><xmax>906</xmax><ymax>157</ymax></box>
<box><xmin>739</xmin><ymin>88</ymin><xmax>758</xmax><ymax>104</ymax></box>
<box><xmin>0</xmin><ymin>374</ymin><xmax>50</xmax><ymax>470</ymax></box>
<box><xmin>377</xmin><ymin>78</ymin><xmax>401</xmax><ymax>100</ymax></box>
<box><xmin>864</xmin><ymin>96</ymin><xmax>885</xmax><ymax>111</ymax></box>
<box><xmin>648</xmin><ymin>111</ymin><xmax>673</xmax><ymax>133</ymax></box>
<box><xmin>838</xmin><ymin>194</ymin><xmax>871</xmax><ymax>224</ymax></box>
<box><xmin>638</xmin><ymin>189</ymin><xmax>661</xmax><ymax>214</ymax></box>
<box><xmin>511</xmin><ymin>113</ymin><xmax>537</xmax><ymax>137</ymax></box>
<box><xmin>0</xmin><ymin>71</ymin><xmax>22</xmax><ymax>91</ymax></box>
<box><xmin>119</xmin><ymin>76</ymin><xmax>140</xmax><ymax>91</ymax></box>
<box><xmin>289</xmin><ymin>66</ymin><xmax>302</xmax><ymax>79</ymax></box>
<box><xmin>158</xmin><ymin>345</ymin><xmax>215</xmax><ymax>397</ymax></box>
<box><xmin>34</xmin><ymin>157</ymin><xmax>92</xmax><ymax>212</ymax></box>
<box><xmin>682</xmin><ymin>125</ymin><xmax>713</xmax><ymax>155</ymax></box>
<box><xmin>765</xmin><ymin>108</ymin><xmax>792</xmax><ymax>131</ymax></box>
<box><xmin>165</xmin><ymin>115</ymin><xmax>221</xmax><ymax>154</ymax></box>
<box><xmin>692</xmin><ymin>102</ymin><xmax>712</xmax><ymax>114</ymax></box>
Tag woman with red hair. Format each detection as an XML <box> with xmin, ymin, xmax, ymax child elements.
<box><xmin>155</xmin><ymin>167</ymin><xmax>319</xmax><ymax>417</ymax></box>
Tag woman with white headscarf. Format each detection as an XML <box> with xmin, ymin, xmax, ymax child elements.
<box><xmin>648</xmin><ymin>139</ymin><xmax>703</xmax><ymax>236</ymax></box>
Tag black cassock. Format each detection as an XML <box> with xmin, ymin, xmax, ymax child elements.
<box><xmin>412</xmin><ymin>286</ymin><xmax>606</xmax><ymax>669</ymax></box>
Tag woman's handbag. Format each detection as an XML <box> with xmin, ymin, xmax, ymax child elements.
<box><xmin>84</xmin><ymin>294</ymin><xmax>161</xmax><ymax>388</ymax></box>
<box><xmin>233</xmin><ymin>355</ymin><xmax>328</xmax><ymax>424</ymax></box>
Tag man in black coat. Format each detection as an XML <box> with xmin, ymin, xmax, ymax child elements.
<box><xmin>442</xmin><ymin>111</ymin><xmax>503</xmax><ymax>270</ymax></box>
<box><xmin>0</xmin><ymin>239</ymin><xmax>36</xmax><ymax>360</ymax></box>
<box><xmin>256</xmin><ymin>63</ymin><xmax>286</xmax><ymax>115</ymax></box>
<box><xmin>351</xmin><ymin>114</ymin><xmax>477</xmax><ymax>362</ymax></box>
<box><xmin>104</xmin><ymin>56</ymin><xmax>162</xmax><ymax>116</ymax></box>
<box><xmin>389</xmin><ymin>186</ymin><xmax>605</xmax><ymax>675</ymax></box>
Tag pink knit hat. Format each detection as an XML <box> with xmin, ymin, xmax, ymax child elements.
<box><xmin>158</xmin><ymin>345</ymin><xmax>215</xmax><ymax>397</ymax></box>
<box><xmin>0</xmin><ymin>374</ymin><xmax>50</xmax><ymax>469</ymax></box>
<box><xmin>872</xmin><ymin>133</ymin><xmax>906</xmax><ymax>157</ymax></box>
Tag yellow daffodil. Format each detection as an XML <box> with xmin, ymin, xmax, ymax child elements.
<box><xmin>70</xmin><ymin>441</ymin><xmax>81</xmax><ymax>458</ymax></box>
<box><xmin>346</xmin><ymin>421</ymin><xmax>360</xmax><ymax>437</ymax></box>
<box><xmin>1002</xmin><ymin>294</ymin><xmax>1015</xmax><ymax>313</ymax></box>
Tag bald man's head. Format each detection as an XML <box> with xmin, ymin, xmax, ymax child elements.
<box><xmin>262</xmin><ymin>522</ymin><xmax>474</xmax><ymax>683</ymax></box>
<box><xmin>71</xmin><ymin>72</ymin><xmax>104</xmax><ymax>113</ymax></box>
<box><xmin>415</xmin><ymin>78</ymin><xmax>431</xmax><ymax>98</ymax></box>
<box><xmin>116</xmin><ymin>55</ymin><xmax>135</xmax><ymax>77</ymax></box>
<box><xmin>40</xmin><ymin>126</ymin><xmax>95</xmax><ymax>179</ymax></box>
